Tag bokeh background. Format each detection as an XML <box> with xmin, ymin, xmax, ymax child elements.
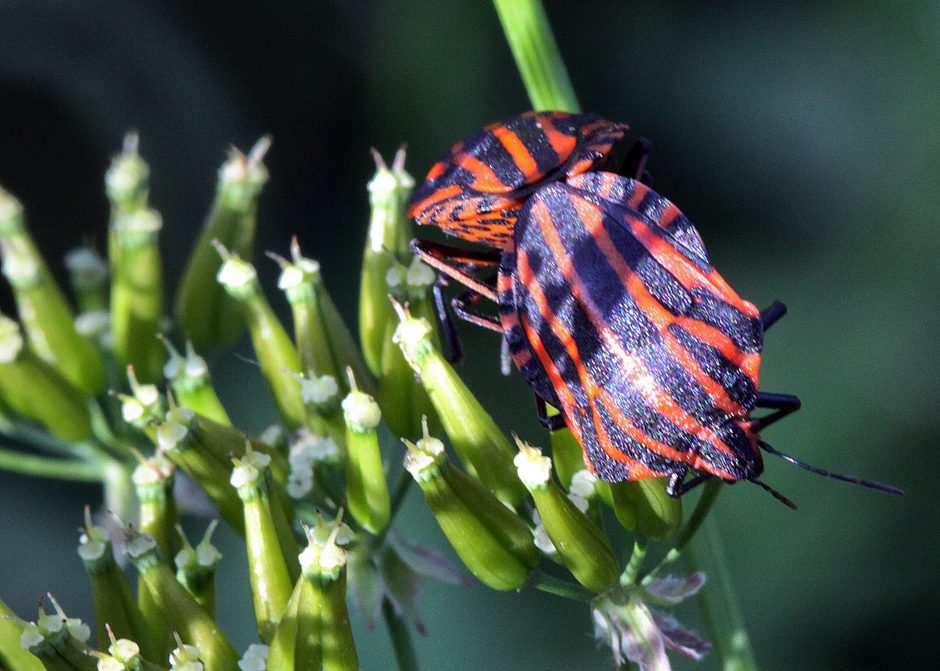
<box><xmin>0</xmin><ymin>2</ymin><xmax>936</xmax><ymax>669</ymax></box>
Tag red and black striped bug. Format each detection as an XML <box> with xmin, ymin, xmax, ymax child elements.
<box><xmin>408</xmin><ymin>111</ymin><xmax>902</xmax><ymax>503</ymax></box>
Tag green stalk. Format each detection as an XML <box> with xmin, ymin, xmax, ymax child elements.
<box><xmin>382</xmin><ymin>598</ymin><xmax>419</xmax><ymax>671</ymax></box>
<box><xmin>492</xmin><ymin>0</ymin><xmax>579</xmax><ymax>112</ymax></box>
<box><xmin>685</xmin><ymin>519</ymin><xmax>759</xmax><ymax>671</ymax></box>
<box><xmin>0</xmin><ymin>447</ymin><xmax>104</xmax><ymax>482</ymax></box>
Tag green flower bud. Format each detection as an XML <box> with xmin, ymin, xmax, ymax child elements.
<box><xmin>19</xmin><ymin>596</ymin><xmax>96</xmax><ymax>671</ymax></box>
<box><xmin>0</xmin><ymin>315</ymin><xmax>92</xmax><ymax>442</ymax></box>
<box><xmin>105</xmin><ymin>133</ymin><xmax>149</xmax><ymax>213</ymax></box>
<box><xmin>609</xmin><ymin>477</ymin><xmax>682</xmax><ymax>540</ymax></box>
<box><xmin>341</xmin><ymin>370</ymin><xmax>390</xmax><ymax>534</ymax></box>
<box><xmin>108</xmin><ymin>206</ymin><xmax>166</xmax><ymax>383</ymax></box>
<box><xmin>133</xmin><ymin>454</ymin><xmax>179</xmax><ymax>561</ymax></box>
<box><xmin>175</xmin><ymin>138</ymin><xmax>270</xmax><ymax>350</ymax></box>
<box><xmin>300</xmin><ymin>515</ymin><xmax>358</xmax><ymax>671</ymax></box>
<box><xmin>0</xmin><ymin>597</ymin><xmax>44</xmax><ymax>671</ymax></box>
<box><xmin>64</xmin><ymin>247</ymin><xmax>108</xmax><ymax>314</ymax></box>
<box><xmin>275</xmin><ymin>239</ymin><xmax>374</xmax><ymax>397</ymax></box>
<box><xmin>231</xmin><ymin>447</ymin><xmax>295</xmax><ymax>642</ymax></box>
<box><xmin>268</xmin><ymin>512</ymin><xmax>358</xmax><ymax>671</ymax></box>
<box><xmin>90</xmin><ymin>626</ymin><xmax>165</xmax><ymax>671</ymax></box>
<box><xmin>161</xmin><ymin>338</ymin><xmax>231</xmax><ymax>426</ymax></box>
<box><xmin>514</xmin><ymin>438</ymin><xmax>618</xmax><ymax>593</ymax></box>
<box><xmin>156</xmin><ymin>404</ymin><xmax>244</xmax><ymax>533</ymax></box>
<box><xmin>0</xmin><ymin>188</ymin><xmax>106</xmax><ymax>395</ymax></box>
<box><xmin>174</xmin><ymin>521</ymin><xmax>222</xmax><ymax>614</ymax></box>
<box><xmin>125</xmin><ymin>531</ymin><xmax>240</xmax><ymax>671</ymax></box>
<box><xmin>119</xmin><ymin>366</ymin><xmax>164</xmax><ymax>442</ymax></box>
<box><xmin>168</xmin><ymin>636</ymin><xmax>205</xmax><ymax>671</ymax></box>
<box><xmin>393</xmin><ymin>302</ymin><xmax>525</xmax><ymax>505</ymax></box>
<box><xmin>216</xmin><ymin>245</ymin><xmax>305</xmax><ymax>429</ymax></box>
<box><xmin>377</xmin><ymin>257</ymin><xmax>440</xmax><ymax>440</ymax></box>
<box><xmin>403</xmin><ymin>422</ymin><xmax>537</xmax><ymax>590</ymax></box>
<box><xmin>359</xmin><ymin>148</ymin><xmax>414</xmax><ymax>376</ymax></box>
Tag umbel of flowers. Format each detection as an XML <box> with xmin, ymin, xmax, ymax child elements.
<box><xmin>0</xmin><ymin>133</ymin><xmax>714</xmax><ymax>671</ymax></box>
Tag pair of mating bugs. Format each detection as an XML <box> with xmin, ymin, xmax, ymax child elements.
<box><xmin>406</xmin><ymin>111</ymin><xmax>901</xmax><ymax>505</ymax></box>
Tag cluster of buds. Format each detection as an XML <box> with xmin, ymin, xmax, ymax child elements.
<box><xmin>0</xmin><ymin>136</ymin><xmax>715</xmax><ymax>671</ymax></box>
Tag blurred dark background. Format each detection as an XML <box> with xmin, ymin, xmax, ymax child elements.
<box><xmin>0</xmin><ymin>1</ymin><xmax>936</xmax><ymax>669</ymax></box>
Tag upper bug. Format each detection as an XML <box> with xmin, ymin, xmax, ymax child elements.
<box><xmin>409</xmin><ymin>111</ymin><xmax>902</xmax><ymax>504</ymax></box>
<box><xmin>407</xmin><ymin>111</ymin><xmax>628</xmax><ymax>247</ymax></box>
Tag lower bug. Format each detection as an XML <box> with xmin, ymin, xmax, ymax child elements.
<box><xmin>409</xmin><ymin>112</ymin><xmax>902</xmax><ymax>504</ymax></box>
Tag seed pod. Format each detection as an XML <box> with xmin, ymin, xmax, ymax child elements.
<box><xmin>403</xmin><ymin>422</ymin><xmax>536</xmax><ymax>590</ymax></box>
<box><xmin>268</xmin><ymin>513</ymin><xmax>358</xmax><ymax>671</ymax></box>
<box><xmin>0</xmin><ymin>188</ymin><xmax>106</xmax><ymax>395</ymax></box>
<box><xmin>125</xmin><ymin>532</ymin><xmax>240</xmax><ymax>671</ymax></box>
<box><xmin>156</xmin><ymin>404</ymin><xmax>243</xmax><ymax>533</ymax></box>
<box><xmin>341</xmin><ymin>370</ymin><xmax>390</xmax><ymax>534</ymax></box>
<box><xmin>18</xmin><ymin>596</ymin><xmax>96</xmax><ymax>671</ymax></box>
<box><xmin>231</xmin><ymin>448</ymin><xmax>294</xmax><ymax>642</ymax></box>
<box><xmin>133</xmin><ymin>455</ymin><xmax>179</xmax><ymax>561</ymax></box>
<box><xmin>359</xmin><ymin>148</ymin><xmax>414</xmax><ymax>376</ymax></box>
<box><xmin>609</xmin><ymin>477</ymin><xmax>682</xmax><ymax>540</ymax></box>
<box><xmin>108</xmin><ymin>206</ymin><xmax>166</xmax><ymax>383</ymax></box>
<box><xmin>216</xmin><ymin>246</ymin><xmax>305</xmax><ymax>429</ymax></box>
<box><xmin>175</xmin><ymin>138</ymin><xmax>270</xmax><ymax>350</ymax></box>
<box><xmin>514</xmin><ymin>438</ymin><xmax>618</xmax><ymax>593</ymax></box>
<box><xmin>118</xmin><ymin>367</ymin><xmax>163</xmax><ymax>444</ymax></box>
<box><xmin>161</xmin><ymin>338</ymin><xmax>231</xmax><ymax>426</ymax></box>
<box><xmin>0</xmin><ymin>315</ymin><xmax>92</xmax><ymax>442</ymax></box>
<box><xmin>90</xmin><ymin>626</ymin><xmax>165</xmax><ymax>671</ymax></box>
<box><xmin>378</xmin><ymin>257</ymin><xmax>439</xmax><ymax>439</ymax></box>
<box><xmin>393</xmin><ymin>302</ymin><xmax>524</xmax><ymax>505</ymax></box>
<box><xmin>168</xmin><ymin>637</ymin><xmax>207</xmax><ymax>671</ymax></box>
<box><xmin>0</xmin><ymin>596</ymin><xmax>44</xmax><ymax>671</ymax></box>
<box><xmin>174</xmin><ymin>521</ymin><xmax>222</xmax><ymax>614</ymax></box>
<box><xmin>104</xmin><ymin>132</ymin><xmax>149</xmax><ymax>214</ymax></box>
<box><xmin>64</xmin><ymin>247</ymin><xmax>108</xmax><ymax>314</ymax></box>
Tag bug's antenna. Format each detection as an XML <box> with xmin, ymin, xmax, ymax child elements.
<box><xmin>758</xmin><ymin>441</ymin><xmax>904</xmax><ymax>496</ymax></box>
<box><xmin>749</xmin><ymin>478</ymin><xmax>798</xmax><ymax>509</ymax></box>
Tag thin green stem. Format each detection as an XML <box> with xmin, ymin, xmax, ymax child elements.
<box><xmin>383</xmin><ymin>597</ymin><xmax>420</xmax><ymax>671</ymax></box>
<box><xmin>686</xmin><ymin>519</ymin><xmax>759</xmax><ymax>671</ymax></box>
<box><xmin>641</xmin><ymin>478</ymin><xmax>722</xmax><ymax>583</ymax></box>
<box><xmin>0</xmin><ymin>414</ymin><xmax>72</xmax><ymax>456</ymax></box>
<box><xmin>529</xmin><ymin>571</ymin><xmax>595</xmax><ymax>602</ymax></box>
<box><xmin>619</xmin><ymin>535</ymin><xmax>648</xmax><ymax>587</ymax></box>
<box><xmin>0</xmin><ymin>446</ymin><xmax>106</xmax><ymax>482</ymax></box>
<box><xmin>492</xmin><ymin>0</ymin><xmax>580</xmax><ymax>112</ymax></box>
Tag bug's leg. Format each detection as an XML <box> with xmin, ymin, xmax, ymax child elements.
<box><xmin>452</xmin><ymin>287</ymin><xmax>503</xmax><ymax>333</ymax></box>
<box><xmin>760</xmin><ymin>300</ymin><xmax>788</xmax><ymax>332</ymax></box>
<box><xmin>622</xmin><ymin>137</ymin><xmax>653</xmax><ymax>182</ymax></box>
<box><xmin>433</xmin><ymin>274</ymin><xmax>464</xmax><ymax>364</ymax></box>
<box><xmin>752</xmin><ymin>393</ymin><xmax>802</xmax><ymax>431</ymax></box>
<box><xmin>410</xmin><ymin>238</ymin><xmax>501</xmax><ymax>301</ymax></box>
<box><xmin>665</xmin><ymin>471</ymin><xmax>711</xmax><ymax>498</ymax></box>
<box><xmin>535</xmin><ymin>395</ymin><xmax>567</xmax><ymax>431</ymax></box>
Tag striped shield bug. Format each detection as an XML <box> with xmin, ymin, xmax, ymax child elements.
<box><xmin>408</xmin><ymin>111</ymin><xmax>902</xmax><ymax>504</ymax></box>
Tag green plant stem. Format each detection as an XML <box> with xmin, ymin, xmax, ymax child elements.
<box><xmin>389</xmin><ymin>470</ymin><xmax>413</xmax><ymax>519</ymax></box>
<box><xmin>641</xmin><ymin>478</ymin><xmax>722</xmax><ymax>583</ymax></box>
<box><xmin>0</xmin><ymin>446</ymin><xmax>105</xmax><ymax>482</ymax></box>
<box><xmin>685</xmin><ymin>519</ymin><xmax>759</xmax><ymax>671</ymax></box>
<box><xmin>619</xmin><ymin>535</ymin><xmax>648</xmax><ymax>587</ymax></box>
<box><xmin>383</xmin><ymin>597</ymin><xmax>419</xmax><ymax>671</ymax></box>
<box><xmin>529</xmin><ymin>571</ymin><xmax>595</xmax><ymax>602</ymax></box>
<box><xmin>492</xmin><ymin>0</ymin><xmax>580</xmax><ymax>112</ymax></box>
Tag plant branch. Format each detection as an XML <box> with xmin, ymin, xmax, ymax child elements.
<box><xmin>492</xmin><ymin>0</ymin><xmax>580</xmax><ymax>112</ymax></box>
<box><xmin>383</xmin><ymin>597</ymin><xmax>420</xmax><ymax>671</ymax></box>
<box><xmin>685</xmin><ymin>519</ymin><xmax>759</xmax><ymax>671</ymax></box>
<box><xmin>0</xmin><ymin>446</ymin><xmax>106</xmax><ymax>482</ymax></box>
<box><xmin>642</xmin><ymin>478</ymin><xmax>722</xmax><ymax>583</ymax></box>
